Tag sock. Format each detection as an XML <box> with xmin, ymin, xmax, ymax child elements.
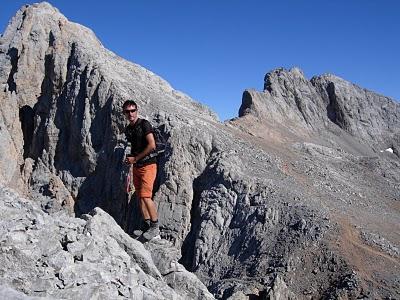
<box><xmin>150</xmin><ymin>219</ymin><xmax>158</xmax><ymax>227</ymax></box>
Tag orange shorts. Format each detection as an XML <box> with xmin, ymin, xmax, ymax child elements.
<box><xmin>132</xmin><ymin>163</ymin><xmax>157</xmax><ymax>198</ymax></box>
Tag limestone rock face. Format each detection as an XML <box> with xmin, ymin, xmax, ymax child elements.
<box><xmin>239</xmin><ymin>68</ymin><xmax>327</xmax><ymax>130</ymax></box>
<box><xmin>239</xmin><ymin>68</ymin><xmax>400</xmax><ymax>155</ymax></box>
<box><xmin>311</xmin><ymin>73</ymin><xmax>400</xmax><ymax>151</ymax></box>
<box><xmin>0</xmin><ymin>186</ymin><xmax>213</xmax><ymax>299</ymax></box>
<box><xmin>0</xmin><ymin>2</ymin><xmax>399</xmax><ymax>300</ymax></box>
<box><xmin>0</xmin><ymin>2</ymin><xmax>217</xmax><ymax>241</ymax></box>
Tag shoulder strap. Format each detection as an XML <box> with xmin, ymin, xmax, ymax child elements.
<box><xmin>135</xmin><ymin>118</ymin><xmax>143</xmax><ymax>127</ymax></box>
<box><xmin>131</xmin><ymin>118</ymin><xmax>143</xmax><ymax>133</ymax></box>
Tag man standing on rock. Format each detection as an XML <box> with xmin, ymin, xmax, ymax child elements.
<box><xmin>123</xmin><ymin>100</ymin><xmax>160</xmax><ymax>241</ymax></box>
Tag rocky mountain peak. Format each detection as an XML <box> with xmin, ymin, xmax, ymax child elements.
<box><xmin>2</xmin><ymin>2</ymin><xmax>101</xmax><ymax>49</ymax></box>
<box><xmin>0</xmin><ymin>1</ymin><xmax>217</xmax><ymax>186</ymax></box>
<box><xmin>238</xmin><ymin>66</ymin><xmax>400</xmax><ymax>156</ymax></box>
<box><xmin>263</xmin><ymin>67</ymin><xmax>308</xmax><ymax>92</ymax></box>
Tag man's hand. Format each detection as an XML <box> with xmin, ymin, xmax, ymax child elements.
<box><xmin>125</xmin><ymin>155</ymin><xmax>136</xmax><ymax>165</ymax></box>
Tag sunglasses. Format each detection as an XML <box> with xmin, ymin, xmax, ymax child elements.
<box><xmin>124</xmin><ymin>109</ymin><xmax>137</xmax><ymax>114</ymax></box>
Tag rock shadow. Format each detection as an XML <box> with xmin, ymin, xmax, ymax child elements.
<box><xmin>19</xmin><ymin>105</ymin><xmax>34</xmax><ymax>159</ymax></box>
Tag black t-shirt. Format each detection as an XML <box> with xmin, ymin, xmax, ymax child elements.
<box><xmin>125</xmin><ymin>118</ymin><xmax>156</xmax><ymax>165</ymax></box>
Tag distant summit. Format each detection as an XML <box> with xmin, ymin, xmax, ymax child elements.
<box><xmin>238</xmin><ymin>67</ymin><xmax>400</xmax><ymax>156</ymax></box>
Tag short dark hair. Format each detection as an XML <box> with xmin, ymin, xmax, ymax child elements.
<box><xmin>122</xmin><ymin>100</ymin><xmax>137</xmax><ymax>110</ymax></box>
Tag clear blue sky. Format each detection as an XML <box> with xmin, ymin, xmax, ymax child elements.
<box><xmin>1</xmin><ymin>1</ymin><xmax>399</xmax><ymax>120</ymax></box>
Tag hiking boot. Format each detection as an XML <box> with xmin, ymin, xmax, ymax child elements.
<box><xmin>143</xmin><ymin>224</ymin><xmax>160</xmax><ymax>241</ymax></box>
<box><xmin>131</xmin><ymin>219</ymin><xmax>150</xmax><ymax>239</ymax></box>
<box><xmin>132</xmin><ymin>229</ymin><xmax>145</xmax><ymax>238</ymax></box>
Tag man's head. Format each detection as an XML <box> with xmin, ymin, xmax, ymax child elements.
<box><xmin>123</xmin><ymin>100</ymin><xmax>138</xmax><ymax>124</ymax></box>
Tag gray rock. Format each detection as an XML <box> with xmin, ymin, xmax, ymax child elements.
<box><xmin>266</xmin><ymin>275</ymin><xmax>297</xmax><ymax>300</ymax></box>
<box><xmin>0</xmin><ymin>186</ymin><xmax>211</xmax><ymax>299</ymax></box>
<box><xmin>361</xmin><ymin>231</ymin><xmax>399</xmax><ymax>258</ymax></box>
<box><xmin>145</xmin><ymin>238</ymin><xmax>214</xmax><ymax>299</ymax></box>
<box><xmin>239</xmin><ymin>67</ymin><xmax>400</xmax><ymax>157</ymax></box>
<box><xmin>0</xmin><ymin>285</ymin><xmax>54</xmax><ymax>300</ymax></box>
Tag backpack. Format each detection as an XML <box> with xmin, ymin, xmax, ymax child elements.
<box><xmin>140</xmin><ymin>125</ymin><xmax>167</xmax><ymax>163</ymax></box>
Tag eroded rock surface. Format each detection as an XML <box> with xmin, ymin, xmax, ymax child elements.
<box><xmin>238</xmin><ymin>68</ymin><xmax>400</xmax><ymax>156</ymax></box>
<box><xmin>0</xmin><ymin>186</ymin><xmax>213</xmax><ymax>299</ymax></box>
